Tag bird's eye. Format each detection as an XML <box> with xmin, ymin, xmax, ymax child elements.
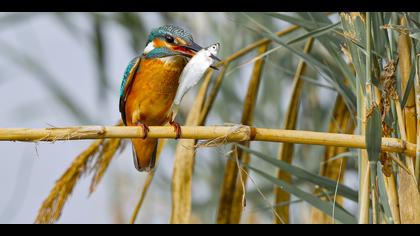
<box><xmin>164</xmin><ymin>35</ymin><xmax>175</xmax><ymax>43</ymax></box>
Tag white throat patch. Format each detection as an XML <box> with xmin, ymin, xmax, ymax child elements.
<box><xmin>160</xmin><ymin>56</ymin><xmax>186</xmax><ymax>65</ymax></box>
<box><xmin>143</xmin><ymin>42</ymin><xmax>155</xmax><ymax>54</ymax></box>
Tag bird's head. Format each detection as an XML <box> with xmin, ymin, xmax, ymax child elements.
<box><xmin>143</xmin><ymin>25</ymin><xmax>220</xmax><ymax>62</ymax></box>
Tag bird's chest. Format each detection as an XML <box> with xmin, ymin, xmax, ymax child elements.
<box><xmin>140</xmin><ymin>57</ymin><xmax>186</xmax><ymax>94</ymax></box>
<box><xmin>126</xmin><ymin>57</ymin><xmax>186</xmax><ymax>125</ymax></box>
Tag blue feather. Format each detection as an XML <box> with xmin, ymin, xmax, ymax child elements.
<box><xmin>120</xmin><ymin>57</ymin><xmax>139</xmax><ymax>97</ymax></box>
<box><xmin>147</xmin><ymin>25</ymin><xmax>193</xmax><ymax>44</ymax></box>
<box><xmin>145</xmin><ymin>47</ymin><xmax>178</xmax><ymax>59</ymax></box>
<box><xmin>119</xmin><ymin>56</ymin><xmax>141</xmax><ymax>125</ymax></box>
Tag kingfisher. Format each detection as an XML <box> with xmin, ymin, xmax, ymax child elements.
<box><xmin>119</xmin><ymin>25</ymin><xmax>220</xmax><ymax>172</ymax></box>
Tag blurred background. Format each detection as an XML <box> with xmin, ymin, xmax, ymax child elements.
<box><xmin>0</xmin><ymin>12</ymin><xmax>357</xmax><ymax>223</ymax></box>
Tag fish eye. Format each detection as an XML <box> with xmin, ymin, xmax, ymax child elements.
<box><xmin>164</xmin><ymin>35</ymin><xmax>175</xmax><ymax>43</ymax></box>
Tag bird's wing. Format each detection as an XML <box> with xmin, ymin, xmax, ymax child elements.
<box><xmin>119</xmin><ymin>56</ymin><xmax>141</xmax><ymax>125</ymax></box>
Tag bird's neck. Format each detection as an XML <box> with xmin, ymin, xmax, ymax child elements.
<box><xmin>143</xmin><ymin>41</ymin><xmax>187</xmax><ymax>65</ymax></box>
<box><xmin>158</xmin><ymin>55</ymin><xmax>187</xmax><ymax>65</ymax></box>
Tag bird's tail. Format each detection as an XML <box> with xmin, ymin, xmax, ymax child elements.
<box><xmin>131</xmin><ymin>138</ymin><xmax>158</xmax><ymax>172</ymax></box>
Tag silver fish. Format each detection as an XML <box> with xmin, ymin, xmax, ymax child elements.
<box><xmin>170</xmin><ymin>42</ymin><xmax>220</xmax><ymax>120</ymax></box>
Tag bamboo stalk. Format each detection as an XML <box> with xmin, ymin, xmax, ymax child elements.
<box><xmin>274</xmin><ymin>38</ymin><xmax>314</xmax><ymax>224</ymax></box>
<box><xmin>0</xmin><ymin>125</ymin><xmax>415</xmax><ymax>157</ymax></box>
<box><xmin>217</xmin><ymin>44</ymin><xmax>268</xmax><ymax>224</ymax></box>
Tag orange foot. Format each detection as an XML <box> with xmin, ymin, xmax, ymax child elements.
<box><xmin>169</xmin><ymin>120</ymin><xmax>181</xmax><ymax>139</ymax></box>
<box><xmin>136</xmin><ymin>122</ymin><xmax>150</xmax><ymax>139</ymax></box>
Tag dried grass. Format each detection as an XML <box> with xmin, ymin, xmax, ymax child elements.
<box><xmin>35</xmin><ymin>139</ymin><xmax>104</xmax><ymax>224</ymax></box>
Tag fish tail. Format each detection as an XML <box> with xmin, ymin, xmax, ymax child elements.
<box><xmin>169</xmin><ymin>103</ymin><xmax>180</xmax><ymax>122</ymax></box>
<box><xmin>131</xmin><ymin>138</ymin><xmax>158</xmax><ymax>172</ymax></box>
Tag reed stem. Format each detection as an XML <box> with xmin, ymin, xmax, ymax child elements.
<box><xmin>0</xmin><ymin>125</ymin><xmax>415</xmax><ymax>157</ymax></box>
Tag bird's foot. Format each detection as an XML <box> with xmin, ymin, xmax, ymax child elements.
<box><xmin>169</xmin><ymin>120</ymin><xmax>181</xmax><ymax>139</ymax></box>
<box><xmin>136</xmin><ymin>122</ymin><xmax>150</xmax><ymax>139</ymax></box>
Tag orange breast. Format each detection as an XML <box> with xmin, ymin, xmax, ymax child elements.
<box><xmin>125</xmin><ymin>57</ymin><xmax>186</xmax><ymax>126</ymax></box>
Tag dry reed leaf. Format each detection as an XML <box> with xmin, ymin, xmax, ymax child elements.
<box><xmin>89</xmin><ymin>138</ymin><xmax>122</xmax><ymax>193</ymax></box>
<box><xmin>378</xmin><ymin>59</ymin><xmax>398</xmax><ymax>177</ymax></box>
<box><xmin>88</xmin><ymin>121</ymin><xmax>125</xmax><ymax>194</ymax></box>
<box><xmin>341</xmin><ymin>45</ymin><xmax>353</xmax><ymax>64</ymax></box>
<box><xmin>34</xmin><ymin>139</ymin><xmax>104</xmax><ymax>224</ymax></box>
<box><xmin>217</xmin><ymin>44</ymin><xmax>267</xmax><ymax>224</ymax></box>
<box><xmin>311</xmin><ymin>95</ymin><xmax>354</xmax><ymax>224</ymax></box>
<box><xmin>35</xmin><ymin>121</ymin><xmax>124</xmax><ymax>224</ymax></box>
<box><xmin>274</xmin><ymin>39</ymin><xmax>314</xmax><ymax>224</ymax></box>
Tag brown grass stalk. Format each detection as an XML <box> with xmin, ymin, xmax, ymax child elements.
<box><xmin>359</xmin><ymin>87</ymin><xmax>370</xmax><ymax>224</ymax></box>
<box><xmin>384</xmin><ymin>170</ymin><xmax>401</xmax><ymax>223</ymax></box>
<box><xmin>415</xmin><ymin>54</ymin><xmax>420</xmax><ymax>187</ymax></box>
<box><xmin>273</xmin><ymin>38</ymin><xmax>314</xmax><ymax>223</ymax></box>
<box><xmin>397</xmin><ymin>17</ymin><xmax>420</xmax><ymax>224</ymax></box>
<box><xmin>217</xmin><ymin>44</ymin><xmax>268</xmax><ymax>224</ymax></box>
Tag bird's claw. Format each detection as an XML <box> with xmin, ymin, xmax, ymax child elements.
<box><xmin>136</xmin><ymin>122</ymin><xmax>150</xmax><ymax>139</ymax></box>
<box><xmin>169</xmin><ymin>120</ymin><xmax>182</xmax><ymax>139</ymax></box>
